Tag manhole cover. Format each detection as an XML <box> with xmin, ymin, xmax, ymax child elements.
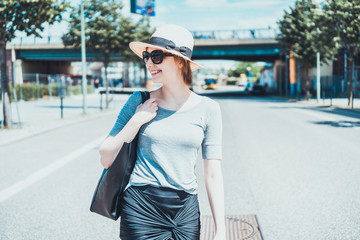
<box><xmin>200</xmin><ymin>215</ymin><xmax>263</xmax><ymax>240</ymax></box>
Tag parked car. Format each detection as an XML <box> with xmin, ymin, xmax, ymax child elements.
<box><xmin>245</xmin><ymin>82</ymin><xmax>266</xmax><ymax>95</ymax></box>
<box><xmin>204</xmin><ymin>78</ymin><xmax>218</xmax><ymax>90</ymax></box>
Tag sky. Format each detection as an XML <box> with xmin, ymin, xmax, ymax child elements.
<box><xmin>13</xmin><ymin>0</ymin><xmax>322</xmax><ymax>69</ymax></box>
<box><xmin>152</xmin><ymin>0</ymin><xmax>295</xmax><ymax>31</ymax></box>
<box><xmin>15</xmin><ymin>0</ymin><xmax>304</xmax><ymax>40</ymax></box>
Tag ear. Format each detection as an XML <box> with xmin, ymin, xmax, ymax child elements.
<box><xmin>175</xmin><ymin>57</ymin><xmax>184</xmax><ymax>69</ymax></box>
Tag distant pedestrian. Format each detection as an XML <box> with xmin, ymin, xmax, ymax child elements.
<box><xmin>93</xmin><ymin>78</ymin><xmax>100</xmax><ymax>94</ymax></box>
<box><xmin>99</xmin><ymin>24</ymin><xmax>225</xmax><ymax>240</ymax></box>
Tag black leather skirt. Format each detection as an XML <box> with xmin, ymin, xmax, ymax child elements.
<box><xmin>120</xmin><ymin>185</ymin><xmax>200</xmax><ymax>240</ymax></box>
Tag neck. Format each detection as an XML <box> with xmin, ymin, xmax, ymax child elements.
<box><xmin>160</xmin><ymin>78</ymin><xmax>191</xmax><ymax>102</ymax></box>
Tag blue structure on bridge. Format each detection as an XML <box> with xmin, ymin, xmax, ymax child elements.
<box><xmin>15</xmin><ymin>48</ymin><xmax>123</xmax><ymax>62</ymax></box>
<box><xmin>15</xmin><ymin>43</ymin><xmax>280</xmax><ymax>62</ymax></box>
<box><xmin>193</xmin><ymin>42</ymin><xmax>280</xmax><ymax>62</ymax></box>
<box><xmin>191</xmin><ymin>28</ymin><xmax>281</xmax><ymax>62</ymax></box>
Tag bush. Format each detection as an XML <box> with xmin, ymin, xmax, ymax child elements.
<box><xmin>0</xmin><ymin>84</ymin><xmax>93</xmax><ymax>101</ymax></box>
<box><xmin>71</xmin><ymin>85</ymin><xmax>81</xmax><ymax>95</ymax></box>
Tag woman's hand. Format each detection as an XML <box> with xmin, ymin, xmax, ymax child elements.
<box><xmin>132</xmin><ymin>98</ymin><xmax>158</xmax><ymax>125</ymax></box>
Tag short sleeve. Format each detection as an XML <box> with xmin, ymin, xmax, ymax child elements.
<box><xmin>202</xmin><ymin>100</ymin><xmax>222</xmax><ymax>160</ymax></box>
<box><xmin>108</xmin><ymin>91</ymin><xmax>143</xmax><ymax>136</ymax></box>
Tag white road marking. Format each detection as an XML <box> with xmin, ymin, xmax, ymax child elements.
<box><xmin>0</xmin><ymin>135</ymin><xmax>105</xmax><ymax>203</ymax></box>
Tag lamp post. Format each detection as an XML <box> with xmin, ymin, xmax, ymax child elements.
<box><xmin>316</xmin><ymin>52</ymin><xmax>321</xmax><ymax>102</ymax></box>
<box><xmin>81</xmin><ymin>0</ymin><xmax>87</xmax><ymax>114</ymax></box>
<box><xmin>315</xmin><ymin>3</ymin><xmax>323</xmax><ymax>103</ymax></box>
<box><xmin>11</xmin><ymin>47</ymin><xmax>21</xmax><ymax>127</ymax></box>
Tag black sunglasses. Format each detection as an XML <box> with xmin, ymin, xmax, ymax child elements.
<box><xmin>142</xmin><ymin>50</ymin><xmax>174</xmax><ymax>64</ymax></box>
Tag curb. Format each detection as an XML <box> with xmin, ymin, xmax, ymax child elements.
<box><xmin>0</xmin><ymin>109</ymin><xmax>119</xmax><ymax>147</ymax></box>
<box><xmin>296</xmin><ymin>100</ymin><xmax>360</xmax><ymax>112</ymax></box>
<box><xmin>274</xmin><ymin>96</ymin><xmax>360</xmax><ymax>112</ymax></box>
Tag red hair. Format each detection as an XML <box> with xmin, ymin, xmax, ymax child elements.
<box><xmin>174</xmin><ymin>55</ymin><xmax>193</xmax><ymax>86</ymax></box>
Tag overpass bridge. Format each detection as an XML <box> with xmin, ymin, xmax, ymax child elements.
<box><xmin>9</xmin><ymin>28</ymin><xmax>281</xmax><ymax>64</ymax></box>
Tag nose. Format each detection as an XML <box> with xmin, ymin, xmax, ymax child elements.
<box><xmin>146</xmin><ymin>58</ymin><xmax>154</xmax><ymax>69</ymax></box>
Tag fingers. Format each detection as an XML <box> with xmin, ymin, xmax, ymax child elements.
<box><xmin>150</xmin><ymin>100</ymin><xmax>158</xmax><ymax>111</ymax></box>
<box><xmin>148</xmin><ymin>97</ymin><xmax>156</xmax><ymax>103</ymax></box>
<box><xmin>139</xmin><ymin>98</ymin><xmax>158</xmax><ymax>112</ymax></box>
<box><xmin>145</xmin><ymin>98</ymin><xmax>158</xmax><ymax>106</ymax></box>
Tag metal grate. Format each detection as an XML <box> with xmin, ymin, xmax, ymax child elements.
<box><xmin>200</xmin><ymin>215</ymin><xmax>263</xmax><ymax>240</ymax></box>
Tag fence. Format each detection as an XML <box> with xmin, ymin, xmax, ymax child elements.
<box><xmin>2</xmin><ymin>73</ymin><xmax>93</xmax><ymax>101</ymax></box>
<box><xmin>320</xmin><ymin>75</ymin><xmax>345</xmax><ymax>98</ymax></box>
<box><xmin>320</xmin><ymin>74</ymin><xmax>360</xmax><ymax>99</ymax></box>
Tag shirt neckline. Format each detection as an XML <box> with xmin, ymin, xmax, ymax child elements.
<box><xmin>157</xmin><ymin>96</ymin><xmax>205</xmax><ymax>114</ymax></box>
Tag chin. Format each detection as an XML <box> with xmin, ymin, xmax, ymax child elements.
<box><xmin>150</xmin><ymin>82</ymin><xmax>163</xmax><ymax>90</ymax></box>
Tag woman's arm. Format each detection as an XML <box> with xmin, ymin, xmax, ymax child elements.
<box><xmin>99</xmin><ymin>98</ymin><xmax>158</xmax><ymax>169</ymax></box>
<box><xmin>204</xmin><ymin>159</ymin><xmax>226</xmax><ymax>239</ymax></box>
<box><xmin>99</xmin><ymin>117</ymin><xmax>143</xmax><ymax>169</ymax></box>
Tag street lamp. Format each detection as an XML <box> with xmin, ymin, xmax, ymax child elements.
<box><xmin>315</xmin><ymin>3</ymin><xmax>323</xmax><ymax>103</ymax></box>
<box><xmin>81</xmin><ymin>0</ymin><xmax>87</xmax><ymax>114</ymax></box>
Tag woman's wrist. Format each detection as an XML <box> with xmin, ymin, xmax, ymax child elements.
<box><xmin>116</xmin><ymin>116</ymin><xmax>144</xmax><ymax>143</ymax></box>
<box><xmin>129</xmin><ymin>114</ymin><xmax>145</xmax><ymax>128</ymax></box>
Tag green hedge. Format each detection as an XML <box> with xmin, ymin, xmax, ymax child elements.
<box><xmin>0</xmin><ymin>84</ymin><xmax>93</xmax><ymax>101</ymax></box>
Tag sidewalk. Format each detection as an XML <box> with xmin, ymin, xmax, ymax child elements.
<box><xmin>0</xmin><ymin>92</ymin><xmax>139</xmax><ymax>146</ymax></box>
<box><xmin>294</xmin><ymin>97</ymin><xmax>360</xmax><ymax>111</ymax></box>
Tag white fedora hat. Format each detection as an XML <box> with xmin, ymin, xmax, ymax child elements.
<box><xmin>129</xmin><ymin>24</ymin><xmax>202</xmax><ymax>71</ymax></box>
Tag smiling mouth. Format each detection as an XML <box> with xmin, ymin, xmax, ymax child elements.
<box><xmin>150</xmin><ymin>70</ymin><xmax>161</xmax><ymax>76</ymax></box>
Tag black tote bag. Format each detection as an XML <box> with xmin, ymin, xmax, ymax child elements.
<box><xmin>90</xmin><ymin>91</ymin><xmax>150</xmax><ymax>220</ymax></box>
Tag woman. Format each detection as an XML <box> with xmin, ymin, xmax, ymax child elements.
<box><xmin>99</xmin><ymin>24</ymin><xmax>226</xmax><ymax>240</ymax></box>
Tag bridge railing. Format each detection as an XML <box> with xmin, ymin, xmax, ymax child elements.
<box><xmin>192</xmin><ymin>28</ymin><xmax>279</xmax><ymax>40</ymax></box>
<box><xmin>10</xmin><ymin>27</ymin><xmax>279</xmax><ymax>45</ymax></box>
<box><xmin>9</xmin><ymin>35</ymin><xmax>64</xmax><ymax>45</ymax></box>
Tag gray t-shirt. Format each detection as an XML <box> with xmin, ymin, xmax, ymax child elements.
<box><xmin>109</xmin><ymin>91</ymin><xmax>222</xmax><ymax>194</ymax></box>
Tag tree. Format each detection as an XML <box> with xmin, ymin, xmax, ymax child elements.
<box><xmin>122</xmin><ymin>16</ymin><xmax>154</xmax><ymax>85</ymax></box>
<box><xmin>62</xmin><ymin>0</ymin><xmax>138</xmax><ymax>109</ymax></box>
<box><xmin>0</xmin><ymin>0</ymin><xmax>69</xmax><ymax>128</ymax></box>
<box><xmin>277</xmin><ymin>0</ymin><xmax>338</xmax><ymax>94</ymax></box>
<box><xmin>326</xmin><ymin>0</ymin><xmax>360</xmax><ymax>107</ymax></box>
<box><xmin>228</xmin><ymin>62</ymin><xmax>263</xmax><ymax>81</ymax></box>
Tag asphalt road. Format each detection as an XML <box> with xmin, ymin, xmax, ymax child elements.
<box><xmin>1</xmin><ymin>95</ymin><xmax>360</xmax><ymax>240</ymax></box>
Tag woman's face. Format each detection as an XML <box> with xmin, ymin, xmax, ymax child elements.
<box><xmin>145</xmin><ymin>47</ymin><xmax>182</xmax><ymax>83</ymax></box>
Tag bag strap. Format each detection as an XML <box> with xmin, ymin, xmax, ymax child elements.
<box><xmin>140</xmin><ymin>91</ymin><xmax>150</xmax><ymax>104</ymax></box>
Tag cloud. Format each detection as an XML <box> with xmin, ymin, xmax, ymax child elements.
<box><xmin>184</xmin><ymin>0</ymin><xmax>285</xmax><ymax>9</ymax></box>
<box><xmin>156</xmin><ymin>5</ymin><xmax>171</xmax><ymax>14</ymax></box>
<box><xmin>184</xmin><ymin>0</ymin><xmax>227</xmax><ymax>8</ymax></box>
<box><xmin>237</xmin><ymin>17</ymin><xmax>281</xmax><ymax>29</ymax></box>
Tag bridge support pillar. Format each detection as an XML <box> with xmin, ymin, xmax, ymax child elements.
<box><xmin>21</xmin><ymin>60</ymin><xmax>72</xmax><ymax>75</ymax></box>
<box><xmin>289</xmin><ymin>50</ymin><xmax>297</xmax><ymax>98</ymax></box>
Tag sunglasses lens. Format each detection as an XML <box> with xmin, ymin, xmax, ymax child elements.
<box><xmin>142</xmin><ymin>50</ymin><xmax>170</xmax><ymax>64</ymax></box>
<box><xmin>151</xmin><ymin>50</ymin><xmax>163</xmax><ymax>64</ymax></box>
<box><xmin>142</xmin><ymin>51</ymin><xmax>150</xmax><ymax>63</ymax></box>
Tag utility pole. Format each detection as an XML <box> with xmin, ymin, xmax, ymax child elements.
<box><xmin>11</xmin><ymin>47</ymin><xmax>21</xmax><ymax>127</ymax></box>
<box><xmin>316</xmin><ymin>52</ymin><xmax>321</xmax><ymax>102</ymax></box>
<box><xmin>81</xmin><ymin>1</ymin><xmax>87</xmax><ymax>115</ymax></box>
